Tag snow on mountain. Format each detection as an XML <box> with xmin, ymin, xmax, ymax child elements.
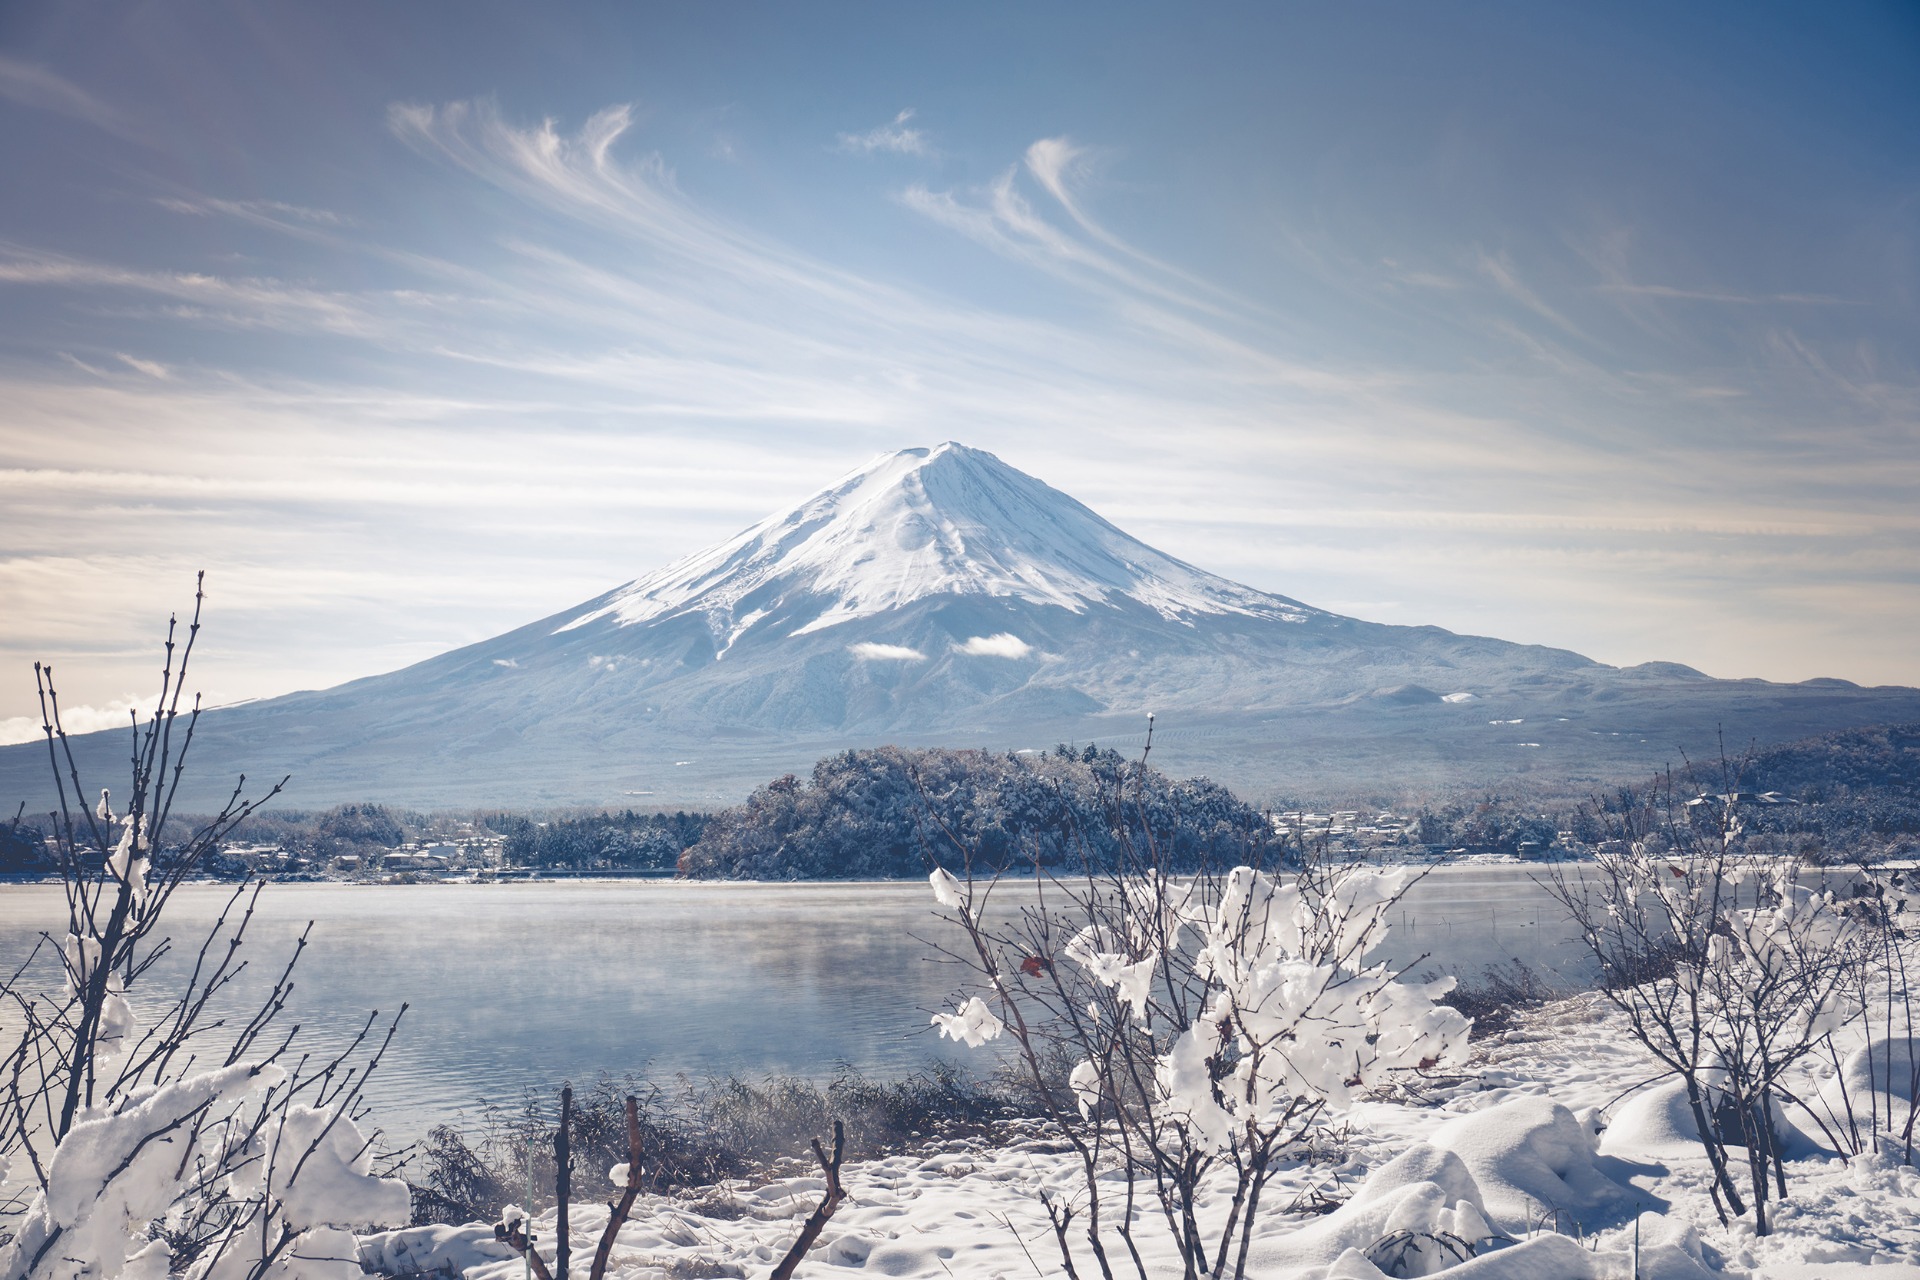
<box><xmin>558</xmin><ymin>443</ymin><xmax>1317</xmax><ymax>652</ymax></box>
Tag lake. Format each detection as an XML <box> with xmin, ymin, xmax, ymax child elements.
<box><xmin>0</xmin><ymin>866</ymin><xmax>1594</xmax><ymax>1146</ymax></box>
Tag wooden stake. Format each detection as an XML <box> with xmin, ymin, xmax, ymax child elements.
<box><xmin>555</xmin><ymin>1085</ymin><xmax>573</xmax><ymax>1280</ymax></box>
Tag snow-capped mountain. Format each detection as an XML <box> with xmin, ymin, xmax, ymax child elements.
<box><xmin>5</xmin><ymin>444</ymin><xmax>1918</xmax><ymax>809</ymax></box>
<box><xmin>562</xmin><ymin>443</ymin><xmax>1318</xmax><ymax>649</ymax></box>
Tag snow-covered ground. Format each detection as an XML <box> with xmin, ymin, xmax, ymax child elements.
<box><xmin>363</xmin><ymin>994</ymin><xmax>1920</xmax><ymax>1280</ymax></box>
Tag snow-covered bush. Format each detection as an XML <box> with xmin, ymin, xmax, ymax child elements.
<box><xmin>1545</xmin><ymin>771</ymin><xmax>1872</xmax><ymax>1235</ymax></box>
<box><xmin>1793</xmin><ymin>862</ymin><xmax>1920</xmax><ymax>1164</ymax></box>
<box><xmin>0</xmin><ymin>580</ymin><xmax>411</xmax><ymax>1277</ymax></box>
<box><xmin>927</xmin><ymin>734</ymin><xmax>1469</xmax><ymax>1280</ymax></box>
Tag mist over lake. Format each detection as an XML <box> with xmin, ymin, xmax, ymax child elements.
<box><xmin>0</xmin><ymin>868</ymin><xmax>1591</xmax><ymax>1146</ymax></box>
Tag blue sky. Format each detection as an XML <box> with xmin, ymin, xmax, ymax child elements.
<box><xmin>2</xmin><ymin>1</ymin><xmax>1917</xmax><ymax>738</ymax></box>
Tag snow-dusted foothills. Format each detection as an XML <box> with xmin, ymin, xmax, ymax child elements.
<box><xmin>5</xmin><ymin>444</ymin><xmax>1917</xmax><ymax>811</ymax></box>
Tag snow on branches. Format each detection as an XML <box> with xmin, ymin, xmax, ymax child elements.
<box><xmin>1546</xmin><ymin>780</ymin><xmax>1875</xmax><ymax>1237</ymax></box>
<box><xmin>2</xmin><ymin>582</ymin><xmax>411</xmax><ymax>1279</ymax></box>
<box><xmin>931</xmin><ymin>996</ymin><xmax>1005</xmax><ymax>1048</ymax></box>
<box><xmin>927</xmin><ymin>849</ymin><xmax>1468</xmax><ymax>1280</ymax></box>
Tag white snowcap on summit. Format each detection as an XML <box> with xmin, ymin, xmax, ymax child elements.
<box><xmin>558</xmin><ymin>443</ymin><xmax>1318</xmax><ymax>640</ymax></box>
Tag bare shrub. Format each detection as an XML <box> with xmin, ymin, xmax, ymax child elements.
<box><xmin>412</xmin><ymin>1063</ymin><xmax>1028</xmax><ymax>1224</ymax></box>
<box><xmin>1433</xmin><ymin>958</ymin><xmax>1561</xmax><ymax>1039</ymax></box>
<box><xmin>1794</xmin><ymin>863</ymin><xmax>1920</xmax><ymax>1164</ymax></box>
<box><xmin>1544</xmin><ymin>759</ymin><xmax>1870</xmax><ymax>1236</ymax></box>
<box><xmin>0</xmin><ymin>577</ymin><xmax>410</xmax><ymax>1277</ymax></box>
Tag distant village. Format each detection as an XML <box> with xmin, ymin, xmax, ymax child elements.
<box><xmin>214</xmin><ymin>819</ymin><xmax>516</xmax><ymax>882</ymax></box>
<box><xmin>1269</xmin><ymin>807</ymin><xmax>1558</xmax><ymax>861</ymax></box>
<box><xmin>1277</xmin><ymin>790</ymin><xmax>1803</xmax><ymax>864</ymax></box>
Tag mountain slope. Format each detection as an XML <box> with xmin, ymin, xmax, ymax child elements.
<box><xmin>6</xmin><ymin>443</ymin><xmax>1919</xmax><ymax>810</ymax></box>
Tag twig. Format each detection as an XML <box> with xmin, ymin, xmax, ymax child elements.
<box><xmin>770</xmin><ymin>1119</ymin><xmax>848</xmax><ymax>1280</ymax></box>
<box><xmin>588</xmin><ymin>1095</ymin><xmax>643</xmax><ymax>1280</ymax></box>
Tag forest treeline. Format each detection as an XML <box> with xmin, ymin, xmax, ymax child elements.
<box><xmin>1669</xmin><ymin>722</ymin><xmax>1919</xmax><ymax>859</ymax></box>
<box><xmin>677</xmin><ymin>744</ymin><xmax>1277</xmax><ymax>879</ymax></box>
<box><xmin>491</xmin><ymin>809</ymin><xmax>707</xmax><ymax>871</ymax></box>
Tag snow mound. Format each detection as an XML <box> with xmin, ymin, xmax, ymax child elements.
<box><xmin>1247</xmin><ymin>1145</ymin><xmax>1495</xmax><ymax>1279</ymax></box>
<box><xmin>1429</xmin><ymin>1096</ymin><xmax>1631</xmax><ymax>1233</ymax></box>
<box><xmin>357</xmin><ymin>1223</ymin><xmax>515</xmax><ymax>1276</ymax></box>
<box><xmin>1328</xmin><ymin>1232</ymin><xmax>1599</xmax><ymax>1279</ymax></box>
<box><xmin>1252</xmin><ymin>1132</ymin><xmax>1728</xmax><ymax>1280</ymax></box>
<box><xmin>1600</xmin><ymin>1080</ymin><xmax>1706</xmax><ymax>1160</ymax></box>
<box><xmin>1629</xmin><ymin>1212</ymin><xmax>1726</xmax><ymax>1280</ymax></box>
<box><xmin>1604</xmin><ymin>1079</ymin><xmax>1829</xmax><ymax>1164</ymax></box>
<box><xmin>1815</xmin><ymin>1036</ymin><xmax>1920</xmax><ymax>1141</ymax></box>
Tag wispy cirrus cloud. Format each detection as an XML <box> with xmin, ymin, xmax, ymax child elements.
<box><xmin>0</xmin><ymin>54</ymin><xmax>144</xmax><ymax>143</ymax></box>
<box><xmin>836</xmin><ymin>109</ymin><xmax>930</xmax><ymax>157</ymax></box>
<box><xmin>114</xmin><ymin>353</ymin><xmax>171</xmax><ymax>380</ymax></box>
<box><xmin>155</xmin><ymin>195</ymin><xmax>354</xmax><ymax>230</ymax></box>
<box><xmin>901</xmin><ymin>145</ymin><xmax>1244</xmax><ymax>322</ymax></box>
<box><xmin>0</xmin><ymin>246</ymin><xmax>416</xmax><ymax>338</ymax></box>
<box><xmin>1473</xmin><ymin>248</ymin><xmax>1584</xmax><ymax>338</ymax></box>
<box><xmin>1596</xmin><ymin>281</ymin><xmax>1857</xmax><ymax>306</ymax></box>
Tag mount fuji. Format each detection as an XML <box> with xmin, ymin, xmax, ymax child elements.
<box><xmin>7</xmin><ymin>443</ymin><xmax>1918</xmax><ymax>809</ymax></box>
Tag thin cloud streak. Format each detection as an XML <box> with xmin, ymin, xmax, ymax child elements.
<box><xmin>836</xmin><ymin>109</ymin><xmax>931</xmax><ymax>157</ymax></box>
<box><xmin>0</xmin><ymin>54</ymin><xmax>144</xmax><ymax>143</ymax></box>
<box><xmin>1598</xmin><ymin>282</ymin><xmax>1859</xmax><ymax>306</ymax></box>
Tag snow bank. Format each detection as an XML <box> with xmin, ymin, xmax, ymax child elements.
<box><xmin>357</xmin><ymin>1224</ymin><xmax>515</xmax><ymax>1277</ymax></box>
<box><xmin>1430</xmin><ymin>1095</ymin><xmax>1631</xmax><ymax>1233</ymax></box>
<box><xmin>1247</xmin><ymin>1144</ymin><xmax>1494</xmax><ymax>1278</ymax></box>
<box><xmin>1815</xmin><ymin>1036</ymin><xmax>1920</xmax><ymax>1144</ymax></box>
<box><xmin>1602</xmin><ymin>1080</ymin><xmax>1708</xmax><ymax>1160</ymax></box>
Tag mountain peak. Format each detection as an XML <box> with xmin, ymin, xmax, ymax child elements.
<box><xmin>559</xmin><ymin>443</ymin><xmax>1319</xmax><ymax>645</ymax></box>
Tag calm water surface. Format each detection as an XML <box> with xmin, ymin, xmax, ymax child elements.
<box><xmin>0</xmin><ymin>867</ymin><xmax>1594</xmax><ymax>1144</ymax></box>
